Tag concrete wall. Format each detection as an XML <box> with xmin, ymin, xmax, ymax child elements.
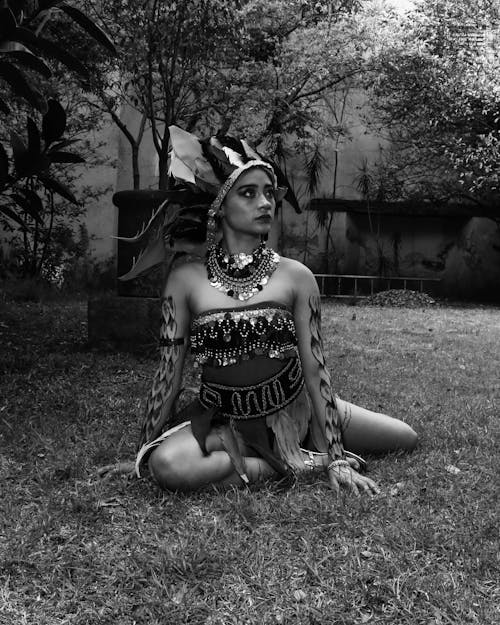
<box><xmin>78</xmin><ymin>122</ymin><xmax>119</xmax><ymax>263</ymax></box>
<box><xmin>273</xmin><ymin>89</ymin><xmax>387</xmax><ymax>273</ymax></box>
<box><xmin>342</xmin><ymin>212</ymin><xmax>500</xmax><ymax>301</ymax></box>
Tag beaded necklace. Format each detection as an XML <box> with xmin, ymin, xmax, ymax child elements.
<box><xmin>205</xmin><ymin>242</ymin><xmax>280</xmax><ymax>301</ymax></box>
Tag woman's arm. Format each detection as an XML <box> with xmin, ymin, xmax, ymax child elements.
<box><xmin>136</xmin><ymin>265</ymin><xmax>192</xmax><ymax>452</ymax></box>
<box><xmin>292</xmin><ymin>263</ymin><xmax>344</xmax><ymax>460</ymax></box>
<box><xmin>97</xmin><ymin>266</ymin><xmax>192</xmax><ymax>480</ymax></box>
<box><xmin>291</xmin><ymin>261</ymin><xmax>379</xmax><ymax>496</ymax></box>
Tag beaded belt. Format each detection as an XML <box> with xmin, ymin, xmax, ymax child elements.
<box><xmin>199</xmin><ymin>357</ymin><xmax>304</xmax><ymax>419</ymax></box>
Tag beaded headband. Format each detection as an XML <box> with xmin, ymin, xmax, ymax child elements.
<box><xmin>210</xmin><ymin>160</ymin><xmax>277</xmax><ymax>213</ymax></box>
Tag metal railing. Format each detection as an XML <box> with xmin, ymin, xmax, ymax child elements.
<box><xmin>314</xmin><ymin>274</ymin><xmax>441</xmax><ymax>298</ymax></box>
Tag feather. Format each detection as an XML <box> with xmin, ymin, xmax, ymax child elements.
<box><xmin>275</xmin><ymin>186</ymin><xmax>288</xmax><ymax>203</ymax></box>
<box><xmin>241</xmin><ymin>138</ymin><xmax>262</xmax><ymax>161</ymax></box>
<box><xmin>221</xmin><ymin>145</ymin><xmax>247</xmax><ymax>167</ymax></box>
<box><xmin>202</xmin><ymin>141</ymin><xmax>235</xmax><ymax>181</ymax></box>
<box><xmin>193</xmin><ymin>175</ymin><xmax>219</xmax><ymax>196</ymax></box>
<box><xmin>112</xmin><ymin>198</ymin><xmax>169</xmax><ymax>243</ymax></box>
<box><xmin>267</xmin><ymin>392</ymin><xmax>311</xmax><ymax>471</ymax></box>
<box><xmin>168</xmin><ymin>125</ymin><xmax>220</xmax><ymax>187</ymax></box>
<box><xmin>168</xmin><ymin>151</ymin><xmax>196</xmax><ymax>184</ymax></box>
<box><xmin>263</xmin><ymin>158</ymin><xmax>301</xmax><ymax>214</ymax></box>
<box><xmin>117</xmin><ymin>236</ymin><xmax>167</xmax><ymax>281</ymax></box>
<box><xmin>216</xmin><ymin>134</ymin><xmax>246</xmax><ymax>155</ymax></box>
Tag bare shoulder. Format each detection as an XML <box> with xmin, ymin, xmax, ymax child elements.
<box><xmin>163</xmin><ymin>257</ymin><xmax>205</xmax><ymax>294</ymax></box>
<box><xmin>279</xmin><ymin>256</ymin><xmax>317</xmax><ymax>287</ymax></box>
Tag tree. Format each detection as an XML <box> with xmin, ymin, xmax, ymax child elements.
<box><xmin>364</xmin><ymin>0</ymin><xmax>500</xmax><ymax>221</ymax></box>
<box><xmin>75</xmin><ymin>0</ymin><xmax>370</xmax><ymax>193</ymax></box>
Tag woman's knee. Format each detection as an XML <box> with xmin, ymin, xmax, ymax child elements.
<box><xmin>400</xmin><ymin>423</ymin><xmax>418</xmax><ymax>451</ymax></box>
<box><xmin>148</xmin><ymin>445</ymin><xmax>191</xmax><ymax>491</ymax></box>
<box><xmin>376</xmin><ymin>419</ymin><xmax>418</xmax><ymax>452</ymax></box>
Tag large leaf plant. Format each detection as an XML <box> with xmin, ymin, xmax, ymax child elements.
<box><xmin>0</xmin><ymin>0</ymin><xmax>115</xmax><ymax>233</ymax></box>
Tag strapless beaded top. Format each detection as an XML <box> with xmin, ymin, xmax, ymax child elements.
<box><xmin>190</xmin><ymin>301</ymin><xmax>298</xmax><ymax>367</ymax></box>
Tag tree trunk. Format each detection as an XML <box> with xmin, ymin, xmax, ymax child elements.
<box><xmin>131</xmin><ymin>144</ymin><xmax>140</xmax><ymax>190</ymax></box>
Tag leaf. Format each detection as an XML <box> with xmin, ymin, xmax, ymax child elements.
<box><xmin>304</xmin><ymin>142</ymin><xmax>327</xmax><ymax>196</ymax></box>
<box><xmin>38</xmin><ymin>174</ymin><xmax>78</xmax><ymax>204</ymax></box>
<box><xmin>0</xmin><ymin>7</ymin><xmax>18</xmax><ymax>39</ymax></box>
<box><xmin>60</xmin><ymin>4</ymin><xmax>117</xmax><ymax>55</ymax></box>
<box><xmin>48</xmin><ymin>150</ymin><xmax>85</xmax><ymax>164</ymax></box>
<box><xmin>42</xmin><ymin>100</ymin><xmax>66</xmax><ymax>146</ymax></box>
<box><xmin>49</xmin><ymin>139</ymin><xmax>79</xmax><ymax>151</ymax></box>
<box><xmin>0</xmin><ymin>143</ymin><xmax>9</xmax><ymax>186</ymax></box>
<box><xmin>0</xmin><ymin>60</ymin><xmax>47</xmax><ymax>113</ymax></box>
<box><xmin>293</xmin><ymin>590</ymin><xmax>307</xmax><ymax>602</ymax></box>
<box><xmin>12</xmin><ymin>191</ymin><xmax>44</xmax><ymax>224</ymax></box>
<box><xmin>6</xmin><ymin>49</ymin><xmax>52</xmax><ymax>78</ymax></box>
<box><xmin>0</xmin><ymin>205</ymin><xmax>28</xmax><ymax>230</ymax></box>
<box><xmin>10</xmin><ymin>130</ymin><xmax>32</xmax><ymax>177</ymax></box>
<box><xmin>11</xmin><ymin>27</ymin><xmax>89</xmax><ymax>78</ymax></box>
<box><xmin>0</xmin><ymin>97</ymin><xmax>10</xmax><ymax>115</ymax></box>
<box><xmin>27</xmin><ymin>118</ymin><xmax>41</xmax><ymax>158</ymax></box>
<box><xmin>38</xmin><ymin>0</ymin><xmax>66</xmax><ymax>9</ymax></box>
<box><xmin>19</xmin><ymin>188</ymin><xmax>44</xmax><ymax>215</ymax></box>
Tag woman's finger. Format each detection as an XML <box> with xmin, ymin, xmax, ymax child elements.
<box><xmin>362</xmin><ymin>476</ymin><xmax>380</xmax><ymax>494</ymax></box>
<box><xmin>356</xmin><ymin>475</ymin><xmax>380</xmax><ymax>495</ymax></box>
<box><xmin>330</xmin><ymin>467</ymin><xmax>358</xmax><ymax>496</ymax></box>
<box><xmin>328</xmin><ymin>467</ymin><xmax>380</xmax><ymax>497</ymax></box>
<box><xmin>328</xmin><ymin>472</ymin><xmax>340</xmax><ymax>495</ymax></box>
<box><xmin>348</xmin><ymin>478</ymin><xmax>361</xmax><ymax>497</ymax></box>
<box><xmin>346</xmin><ymin>456</ymin><xmax>360</xmax><ymax>471</ymax></box>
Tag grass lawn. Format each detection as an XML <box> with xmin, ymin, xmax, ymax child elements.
<box><xmin>0</xmin><ymin>297</ymin><xmax>498</xmax><ymax>625</ymax></box>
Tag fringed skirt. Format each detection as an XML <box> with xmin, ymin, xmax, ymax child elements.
<box><xmin>135</xmin><ymin>357</ymin><xmax>320</xmax><ymax>480</ymax></box>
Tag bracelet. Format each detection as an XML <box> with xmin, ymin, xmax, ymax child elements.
<box><xmin>327</xmin><ymin>459</ymin><xmax>349</xmax><ymax>471</ymax></box>
<box><xmin>159</xmin><ymin>337</ymin><xmax>186</xmax><ymax>347</ymax></box>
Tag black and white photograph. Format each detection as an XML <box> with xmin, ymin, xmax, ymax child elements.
<box><xmin>1</xmin><ymin>1</ymin><xmax>498</xmax><ymax>623</ymax></box>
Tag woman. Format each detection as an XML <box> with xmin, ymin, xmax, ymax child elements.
<box><xmin>111</xmin><ymin>126</ymin><xmax>417</xmax><ymax>496</ymax></box>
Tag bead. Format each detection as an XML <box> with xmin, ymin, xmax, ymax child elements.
<box><xmin>191</xmin><ymin>306</ymin><xmax>299</xmax><ymax>367</ymax></box>
<box><xmin>327</xmin><ymin>459</ymin><xmax>349</xmax><ymax>470</ymax></box>
<box><xmin>205</xmin><ymin>242</ymin><xmax>280</xmax><ymax>301</ymax></box>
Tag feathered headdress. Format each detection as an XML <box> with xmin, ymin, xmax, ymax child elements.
<box><xmin>115</xmin><ymin>125</ymin><xmax>300</xmax><ymax>281</ymax></box>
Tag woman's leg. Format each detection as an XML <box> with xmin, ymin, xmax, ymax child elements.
<box><xmin>148</xmin><ymin>424</ymin><xmax>275</xmax><ymax>492</ymax></box>
<box><xmin>334</xmin><ymin>397</ymin><xmax>418</xmax><ymax>454</ymax></box>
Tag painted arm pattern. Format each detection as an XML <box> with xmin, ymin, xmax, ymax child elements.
<box><xmin>309</xmin><ymin>294</ymin><xmax>344</xmax><ymax>460</ymax></box>
<box><xmin>137</xmin><ymin>296</ymin><xmax>182</xmax><ymax>450</ymax></box>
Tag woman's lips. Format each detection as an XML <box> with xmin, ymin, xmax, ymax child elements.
<box><xmin>256</xmin><ymin>215</ymin><xmax>272</xmax><ymax>222</ymax></box>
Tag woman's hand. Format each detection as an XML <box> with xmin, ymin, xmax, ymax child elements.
<box><xmin>97</xmin><ymin>461</ymin><xmax>136</xmax><ymax>480</ymax></box>
<box><xmin>327</xmin><ymin>464</ymin><xmax>380</xmax><ymax>497</ymax></box>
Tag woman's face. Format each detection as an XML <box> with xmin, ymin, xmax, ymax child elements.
<box><xmin>220</xmin><ymin>167</ymin><xmax>276</xmax><ymax>238</ymax></box>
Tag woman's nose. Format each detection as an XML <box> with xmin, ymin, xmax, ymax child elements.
<box><xmin>258</xmin><ymin>192</ymin><xmax>273</xmax><ymax>208</ymax></box>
